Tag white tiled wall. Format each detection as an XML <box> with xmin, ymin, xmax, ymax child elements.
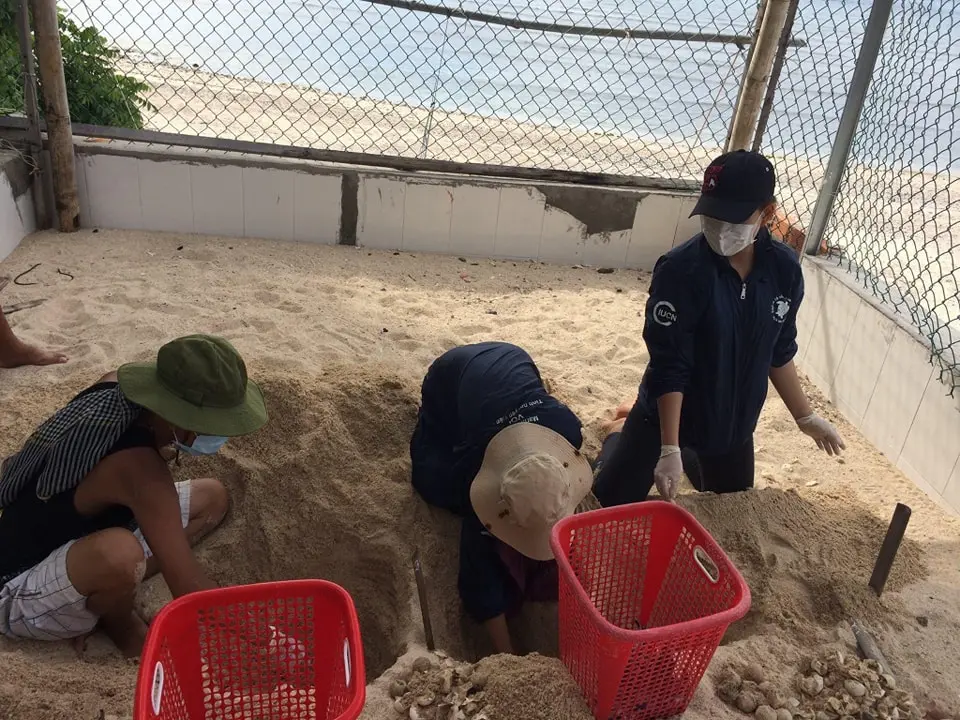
<box><xmin>294</xmin><ymin>173</ymin><xmax>341</xmax><ymax>244</ymax></box>
<box><xmin>140</xmin><ymin>161</ymin><xmax>193</xmax><ymax>235</ymax></box>
<box><xmin>402</xmin><ymin>182</ymin><xmax>453</xmax><ymax>253</ymax></box>
<box><xmin>77</xmin><ymin>153</ymin><xmax>341</xmax><ymax>244</ymax></box>
<box><xmin>802</xmin><ymin>273</ymin><xmax>864</xmax><ymax>392</ymax></box>
<box><xmin>494</xmin><ymin>186</ymin><xmax>545</xmax><ymax>259</ymax></box>
<box><xmin>192</xmin><ymin>163</ymin><xmax>244</xmax><ymax>237</ymax></box>
<box><xmin>450</xmin><ymin>184</ymin><xmax>500</xmax><ymax>258</ymax></box>
<box><xmin>626</xmin><ymin>193</ymin><xmax>683</xmax><ymax>268</ymax></box>
<box><xmin>0</xmin><ymin>169</ymin><xmax>34</xmax><ymax>262</ymax></box>
<box><xmin>358</xmin><ymin>178</ymin><xmax>695</xmax><ymax>269</ymax></box>
<box><xmin>539</xmin><ymin>206</ymin><xmax>586</xmax><ymax>264</ymax></box>
<box><xmin>81</xmin><ymin>154</ymin><xmax>143</xmax><ymax>230</ymax></box>
<box><xmin>583</xmin><ymin>229</ymin><xmax>631</xmax><ymax>268</ymax></box>
<box><xmin>76</xmin><ymin>146</ymin><xmax>696</xmax><ymax>270</ymax></box>
<box><xmin>798</xmin><ymin>258</ymin><xmax>960</xmax><ymax>515</ymax></box>
<box><xmin>358</xmin><ymin>176</ymin><xmax>405</xmax><ymax>250</ymax></box>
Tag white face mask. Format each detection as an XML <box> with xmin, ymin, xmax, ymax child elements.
<box><xmin>701</xmin><ymin>216</ymin><xmax>761</xmax><ymax>257</ymax></box>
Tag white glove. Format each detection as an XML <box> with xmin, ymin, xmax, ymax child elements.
<box><xmin>654</xmin><ymin>446</ymin><xmax>683</xmax><ymax>502</ymax></box>
<box><xmin>796</xmin><ymin>414</ymin><xmax>845</xmax><ymax>456</ymax></box>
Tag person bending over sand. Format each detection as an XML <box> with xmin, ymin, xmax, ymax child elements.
<box><xmin>0</xmin><ymin>334</ymin><xmax>267</xmax><ymax>656</ymax></box>
<box><xmin>410</xmin><ymin>342</ymin><xmax>592</xmax><ymax>655</ymax></box>
<box><xmin>0</xmin><ymin>302</ymin><xmax>67</xmax><ymax>367</ymax></box>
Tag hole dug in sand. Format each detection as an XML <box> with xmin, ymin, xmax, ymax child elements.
<box><xmin>130</xmin><ymin>367</ymin><xmax>934</xmax><ymax>720</ymax></box>
<box><xmin>138</xmin><ymin>366</ymin><xmax>557</xmax><ymax>680</ymax></box>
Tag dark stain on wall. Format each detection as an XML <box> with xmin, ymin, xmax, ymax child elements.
<box><xmin>0</xmin><ymin>151</ymin><xmax>32</xmax><ymax>199</ymax></box>
<box><xmin>536</xmin><ymin>185</ymin><xmax>646</xmax><ymax>235</ymax></box>
<box><xmin>339</xmin><ymin>172</ymin><xmax>359</xmax><ymax>245</ymax></box>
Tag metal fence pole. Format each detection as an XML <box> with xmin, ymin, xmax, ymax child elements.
<box><xmin>15</xmin><ymin>0</ymin><xmax>51</xmax><ymax>229</ymax></box>
<box><xmin>803</xmin><ymin>0</ymin><xmax>895</xmax><ymax>255</ymax></box>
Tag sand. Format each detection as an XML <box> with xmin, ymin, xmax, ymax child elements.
<box><xmin>117</xmin><ymin>54</ymin><xmax>960</xmax><ymax>351</ymax></box>
<box><xmin>1</xmin><ymin>230</ymin><xmax>959</xmax><ymax>720</ymax></box>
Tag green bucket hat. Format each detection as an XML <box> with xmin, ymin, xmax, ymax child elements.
<box><xmin>117</xmin><ymin>334</ymin><xmax>267</xmax><ymax>437</ymax></box>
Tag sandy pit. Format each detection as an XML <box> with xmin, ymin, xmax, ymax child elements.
<box><xmin>1</xmin><ymin>230</ymin><xmax>958</xmax><ymax>720</ymax></box>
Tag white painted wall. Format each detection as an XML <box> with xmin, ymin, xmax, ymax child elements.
<box><xmin>797</xmin><ymin>257</ymin><xmax>960</xmax><ymax>514</ymax></box>
<box><xmin>75</xmin><ymin>151</ymin><xmax>342</xmax><ymax>245</ymax></box>
<box><xmin>356</xmin><ymin>177</ymin><xmax>697</xmax><ymax>266</ymax></box>
<box><xmin>0</xmin><ymin>163</ymin><xmax>35</xmax><ymax>262</ymax></box>
<box><xmin>73</xmin><ymin>139</ymin><xmax>698</xmax><ymax>270</ymax></box>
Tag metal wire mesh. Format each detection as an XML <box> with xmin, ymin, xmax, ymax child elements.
<box><xmin>55</xmin><ymin>0</ymin><xmax>760</xmax><ymax>180</ymax></box>
<box><xmin>823</xmin><ymin>0</ymin><xmax>960</xmax><ymax>392</ymax></box>
<box><xmin>759</xmin><ymin>1</ymin><xmax>870</xmax><ymax>246</ymax></box>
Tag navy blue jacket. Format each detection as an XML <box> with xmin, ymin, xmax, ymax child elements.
<box><xmin>409</xmin><ymin>342</ymin><xmax>582</xmax><ymax>622</ymax></box>
<box><xmin>635</xmin><ymin>229</ymin><xmax>803</xmax><ymax>455</ymax></box>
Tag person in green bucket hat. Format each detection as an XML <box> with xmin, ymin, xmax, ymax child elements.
<box><xmin>0</xmin><ymin>334</ymin><xmax>267</xmax><ymax>657</ymax></box>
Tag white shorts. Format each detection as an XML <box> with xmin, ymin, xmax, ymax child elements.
<box><xmin>0</xmin><ymin>480</ymin><xmax>192</xmax><ymax>641</ymax></box>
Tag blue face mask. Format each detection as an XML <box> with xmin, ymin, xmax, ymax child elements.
<box><xmin>175</xmin><ymin>434</ymin><xmax>228</xmax><ymax>456</ymax></box>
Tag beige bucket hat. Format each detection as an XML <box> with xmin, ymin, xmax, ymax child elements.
<box><xmin>470</xmin><ymin>422</ymin><xmax>593</xmax><ymax>561</ymax></box>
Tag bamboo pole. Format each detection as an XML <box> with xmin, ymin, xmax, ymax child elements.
<box><xmin>728</xmin><ymin>0</ymin><xmax>791</xmax><ymax>151</ymax></box>
<box><xmin>752</xmin><ymin>0</ymin><xmax>800</xmax><ymax>152</ymax></box>
<box><xmin>30</xmin><ymin>0</ymin><xmax>79</xmax><ymax>232</ymax></box>
<box><xmin>725</xmin><ymin>0</ymin><xmax>767</xmax><ymax>152</ymax></box>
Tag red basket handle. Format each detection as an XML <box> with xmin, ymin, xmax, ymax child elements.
<box><xmin>693</xmin><ymin>545</ymin><xmax>720</xmax><ymax>584</ymax></box>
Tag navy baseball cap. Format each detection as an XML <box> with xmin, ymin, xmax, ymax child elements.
<box><xmin>690</xmin><ymin>150</ymin><xmax>776</xmax><ymax>223</ymax></box>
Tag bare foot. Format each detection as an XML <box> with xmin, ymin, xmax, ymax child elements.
<box><xmin>100</xmin><ymin>611</ymin><xmax>148</xmax><ymax>658</ymax></box>
<box><xmin>599</xmin><ymin>399</ymin><xmax>634</xmax><ymax>438</ymax></box>
<box><xmin>0</xmin><ymin>339</ymin><xmax>68</xmax><ymax>368</ymax></box>
<box><xmin>613</xmin><ymin>399</ymin><xmax>633</xmax><ymax>419</ymax></box>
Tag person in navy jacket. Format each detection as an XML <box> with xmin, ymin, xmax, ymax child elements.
<box><xmin>410</xmin><ymin>342</ymin><xmax>592</xmax><ymax>655</ymax></box>
<box><xmin>593</xmin><ymin>151</ymin><xmax>845</xmax><ymax>506</ymax></box>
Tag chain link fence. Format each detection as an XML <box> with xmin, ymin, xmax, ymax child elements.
<box><xmin>51</xmin><ymin>0</ymin><xmax>766</xmax><ymax>180</ymax></box>
<box><xmin>5</xmin><ymin>0</ymin><xmax>958</xmax><ymax>386</ymax></box>
<box><xmin>759</xmin><ymin>1</ymin><xmax>871</xmax><ymax>249</ymax></box>
<box><xmin>821</xmin><ymin>0</ymin><xmax>958</xmax><ymax>392</ymax></box>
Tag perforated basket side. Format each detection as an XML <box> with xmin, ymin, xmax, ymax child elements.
<box><xmin>551</xmin><ymin>503</ymin><xmax>751</xmax><ymax>720</ymax></box>
<box><xmin>135</xmin><ymin>581</ymin><xmax>366</xmax><ymax>720</ymax></box>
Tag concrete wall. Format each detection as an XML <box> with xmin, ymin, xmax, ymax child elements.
<box><xmin>797</xmin><ymin>257</ymin><xmax>960</xmax><ymax>514</ymax></box>
<box><xmin>72</xmin><ymin>138</ymin><xmax>700</xmax><ymax>270</ymax></box>
<box><xmin>0</xmin><ymin>151</ymin><xmax>36</xmax><ymax>262</ymax></box>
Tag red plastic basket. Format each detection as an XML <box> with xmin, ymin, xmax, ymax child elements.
<box><xmin>550</xmin><ymin>502</ymin><xmax>751</xmax><ymax>720</ymax></box>
<box><xmin>134</xmin><ymin>580</ymin><xmax>365</xmax><ymax>720</ymax></box>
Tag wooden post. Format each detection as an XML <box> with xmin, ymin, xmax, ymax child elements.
<box><xmin>724</xmin><ymin>0</ymin><xmax>766</xmax><ymax>152</ymax></box>
<box><xmin>752</xmin><ymin>0</ymin><xmax>800</xmax><ymax>152</ymax></box>
<box><xmin>30</xmin><ymin>0</ymin><xmax>79</xmax><ymax>232</ymax></box>
<box><xmin>728</xmin><ymin>0</ymin><xmax>791</xmax><ymax>151</ymax></box>
<box><xmin>869</xmin><ymin>503</ymin><xmax>911</xmax><ymax>597</ymax></box>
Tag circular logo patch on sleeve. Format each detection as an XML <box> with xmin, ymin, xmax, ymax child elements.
<box><xmin>771</xmin><ymin>296</ymin><xmax>791</xmax><ymax>323</ymax></box>
<box><xmin>653</xmin><ymin>300</ymin><xmax>678</xmax><ymax>327</ymax></box>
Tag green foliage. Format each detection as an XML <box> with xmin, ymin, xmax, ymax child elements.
<box><xmin>0</xmin><ymin>2</ymin><xmax>154</xmax><ymax>129</ymax></box>
<box><xmin>0</xmin><ymin>1</ymin><xmax>22</xmax><ymax>117</ymax></box>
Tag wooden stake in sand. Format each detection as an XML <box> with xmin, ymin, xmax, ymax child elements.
<box><xmin>413</xmin><ymin>549</ymin><xmax>435</xmax><ymax>651</ymax></box>
<box><xmin>869</xmin><ymin>503</ymin><xmax>911</xmax><ymax>597</ymax></box>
